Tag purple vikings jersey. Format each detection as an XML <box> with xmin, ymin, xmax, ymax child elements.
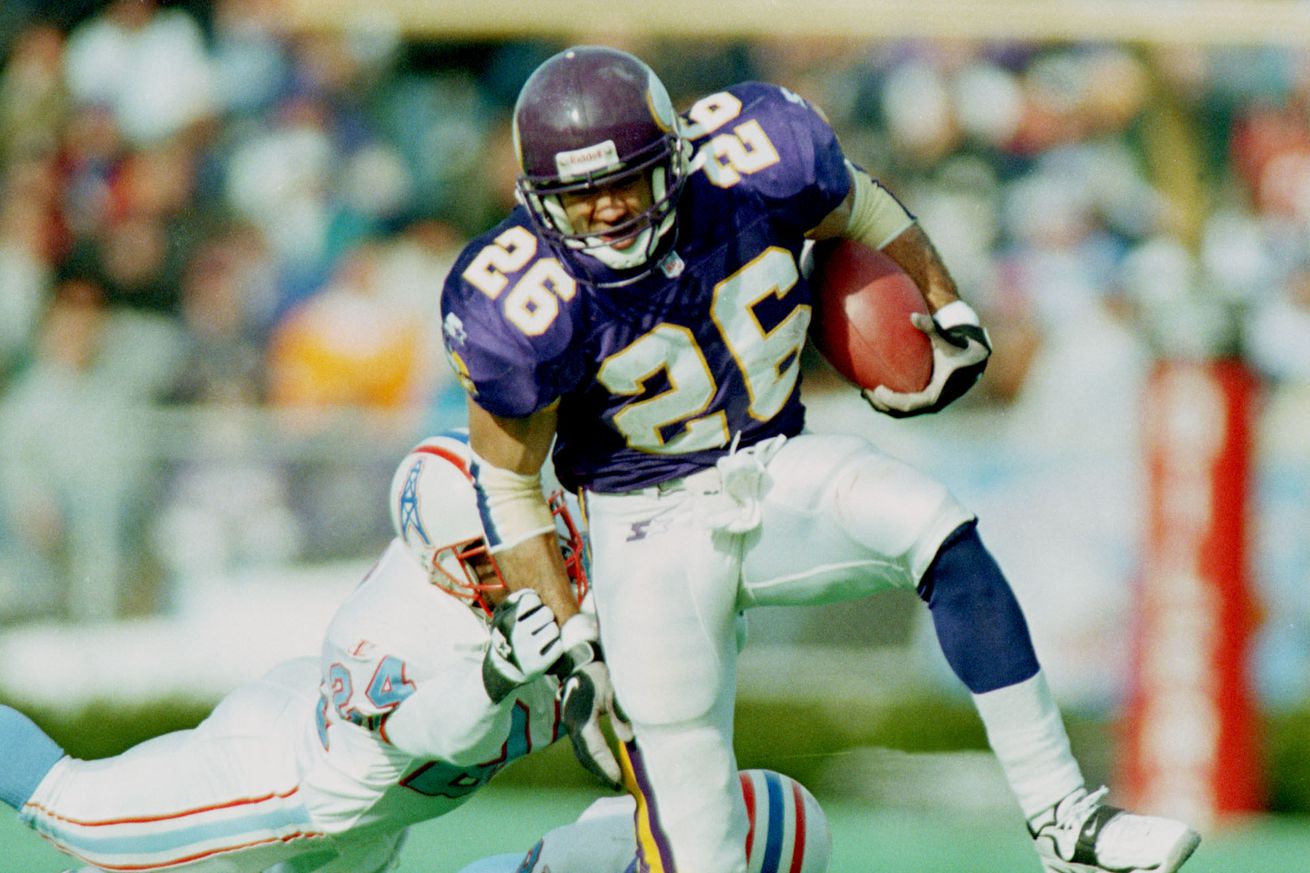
<box><xmin>441</xmin><ymin>82</ymin><xmax>851</xmax><ymax>492</ymax></box>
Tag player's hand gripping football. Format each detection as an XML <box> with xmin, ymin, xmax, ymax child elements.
<box><xmin>864</xmin><ymin>300</ymin><xmax>992</xmax><ymax>418</ymax></box>
<box><xmin>556</xmin><ymin>613</ymin><xmax>631</xmax><ymax>792</ymax></box>
<box><xmin>481</xmin><ymin>589</ymin><xmax>565</xmax><ymax>704</ymax></box>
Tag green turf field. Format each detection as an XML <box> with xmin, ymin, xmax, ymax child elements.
<box><xmin>4</xmin><ymin>787</ymin><xmax>1308</xmax><ymax>873</ymax></box>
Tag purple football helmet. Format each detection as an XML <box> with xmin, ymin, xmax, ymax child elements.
<box><xmin>512</xmin><ymin>46</ymin><xmax>687</xmax><ymax>282</ymax></box>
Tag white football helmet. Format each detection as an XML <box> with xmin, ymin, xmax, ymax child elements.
<box><xmin>388</xmin><ymin>430</ymin><xmax>588</xmax><ymax>615</ymax></box>
<box><xmin>739</xmin><ymin>769</ymin><xmax>832</xmax><ymax>873</ymax></box>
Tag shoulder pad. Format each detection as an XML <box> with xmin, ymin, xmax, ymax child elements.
<box><xmin>680</xmin><ymin>81</ymin><xmax>850</xmax><ymax>230</ymax></box>
<box><xmin>440</xmin><ymin>215</ymin><xmax>584</xmax><ymax>417</ymax></box>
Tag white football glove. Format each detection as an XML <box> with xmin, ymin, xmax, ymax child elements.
<box><xmin>556</xmin><ymin>614</ymin><xmax>632</xmax><ymax>791</ymax></box>
<box><xmin>481</xmin><ymin>590</ymin><xmax>564</xmax><ymax>704</ymax></box>
<box><xmin>864</xmin><ymin>299</ymin><xmax>992</xmax><ymax>418</ymax></box>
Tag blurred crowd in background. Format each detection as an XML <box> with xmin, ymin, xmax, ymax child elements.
<box><xmin>1</xmin><ymin>0</ymin><xmax>1308</xmax><ymax>701</ymax></box>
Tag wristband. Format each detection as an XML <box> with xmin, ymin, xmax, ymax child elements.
<box><xmin>846</xmin><ymin>163</ymin><xmax>916</xmax><ymax>250</ymax></box>
<box><xmin>470</xmin><ymin>451</ymin><xmax>555</xmax><ymax>552</ymax></box>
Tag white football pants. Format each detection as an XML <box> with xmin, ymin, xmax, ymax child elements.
<box><xmin>23</xmin><ymin>659</ymin><xmax>404</xmax><ymax>873</ymax></box>
<box><xmin>584</xmin><ymin>432</ymin><xmax>972</xmax><ymax>873</ymax></box>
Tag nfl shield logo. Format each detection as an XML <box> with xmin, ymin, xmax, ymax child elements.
<box><xmin>659</xmin><ymin>250</ymin><xmax>685</xmax><ymax>279</ymax></box>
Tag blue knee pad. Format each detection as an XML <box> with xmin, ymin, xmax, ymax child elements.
<box><xmin>0</xmin><ymin>705</ymin><xmax>65</xmax><ymax>809</ymax></box>
<box><xmin>918</xmin><ymin>522</ymin><xmax>1040</xmax><ymax>694</ymax></box>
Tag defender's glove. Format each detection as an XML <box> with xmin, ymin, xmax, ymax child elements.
<box><xmin>864</xmin><ymin>300</ymin><xmax>992</xmax><ymax>418</ymax></box>
<box><xmin>556</xmin><ymin>614</ymin><xmax>631</xmax><ymax>791</ymax></box>
<box><xmin>481</xmin><ymin>590</ymin><xmax>564</xmax><ymax>704</ymax></box>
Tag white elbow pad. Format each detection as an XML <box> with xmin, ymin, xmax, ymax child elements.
<box><xmin>846</xmin><ymin>162</ymin><xmax>915</xmax><ymax>250</ymax></box>
<box><xmin>470</xmin><ymin>452</ymin><xmax>555</xmax><ymax>552</ymax></box>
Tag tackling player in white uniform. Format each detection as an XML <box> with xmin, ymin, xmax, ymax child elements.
<box><xmin>0</xmin><ymin>431</ymin><xmax>599</xmax><ymax>872</ymax></box>
<box><xmin>441</xmin><ymin>45</ymin><xmax>1202</xmax><ymax>873</ymax></box>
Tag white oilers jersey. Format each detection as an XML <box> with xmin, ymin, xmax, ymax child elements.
<box><xmin>300</xmin><ymin>540</ymin><xmax>562</xmax><ymax>835</ymax></box>
<box><xmin>18</xmin><ymin>541</ymin><xmax>564</xmax><ymax>872</ymax></box>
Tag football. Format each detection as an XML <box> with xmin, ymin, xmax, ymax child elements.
<box><xmin>807</xmin><ymin>239</ymin><xmax>933</xmax><ymax>394</ymax></box>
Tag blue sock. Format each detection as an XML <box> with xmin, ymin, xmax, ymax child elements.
<box><xmin>918</xmin><ymin>522</ymin><xmax>1040</xmax><ymax>694</ymax></box>
<box><xmin>0</xmin><ymin>705</ymin><xmax>65</xmax><ymax>809</ymax></box>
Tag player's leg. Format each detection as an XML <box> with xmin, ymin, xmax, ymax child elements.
<box><xmin>741</xmin><ymin>432</ymin><xmax>1086</xmax><ymax>819</ymax></box>
<box><xmin>0</xmin><ymin>704</ymin><xmax>66</xmax><ymax>812</ymax></box>
<box><xmin>19</xmin><ymin>659</ymin><xmax>326</xmax><ymax>872</ymax></box>
<box><xmin>742</xmin><ymin>433</ymin><xmax>1199</xmax><ymax>872</ymax></box>
<box><xmin>584</xmin><ymin>484</ymin><xmax>748</xmax><ymax>873</ymax></box>
<box><xmin>922</xmin><ymin>526</ymin><xmax>1195</xmax><ymax>870</ymax></box>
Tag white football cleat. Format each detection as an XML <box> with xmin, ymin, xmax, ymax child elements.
<box><xmin>1030</xmin><ymin>786</ymin><xmax>1201</xmax><ymax>873</ymax></box>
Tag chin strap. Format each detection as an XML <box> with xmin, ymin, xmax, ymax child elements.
<box><xmin>585</xmin><ymin>226</ymin><xmax>658</xmax><ymax>270</ymax></box>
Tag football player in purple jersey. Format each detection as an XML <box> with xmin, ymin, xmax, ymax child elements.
<box><xmin>439</xmin><ymin>45</ymin><xmax>1200</xmax><ymax>873</ymax></box>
